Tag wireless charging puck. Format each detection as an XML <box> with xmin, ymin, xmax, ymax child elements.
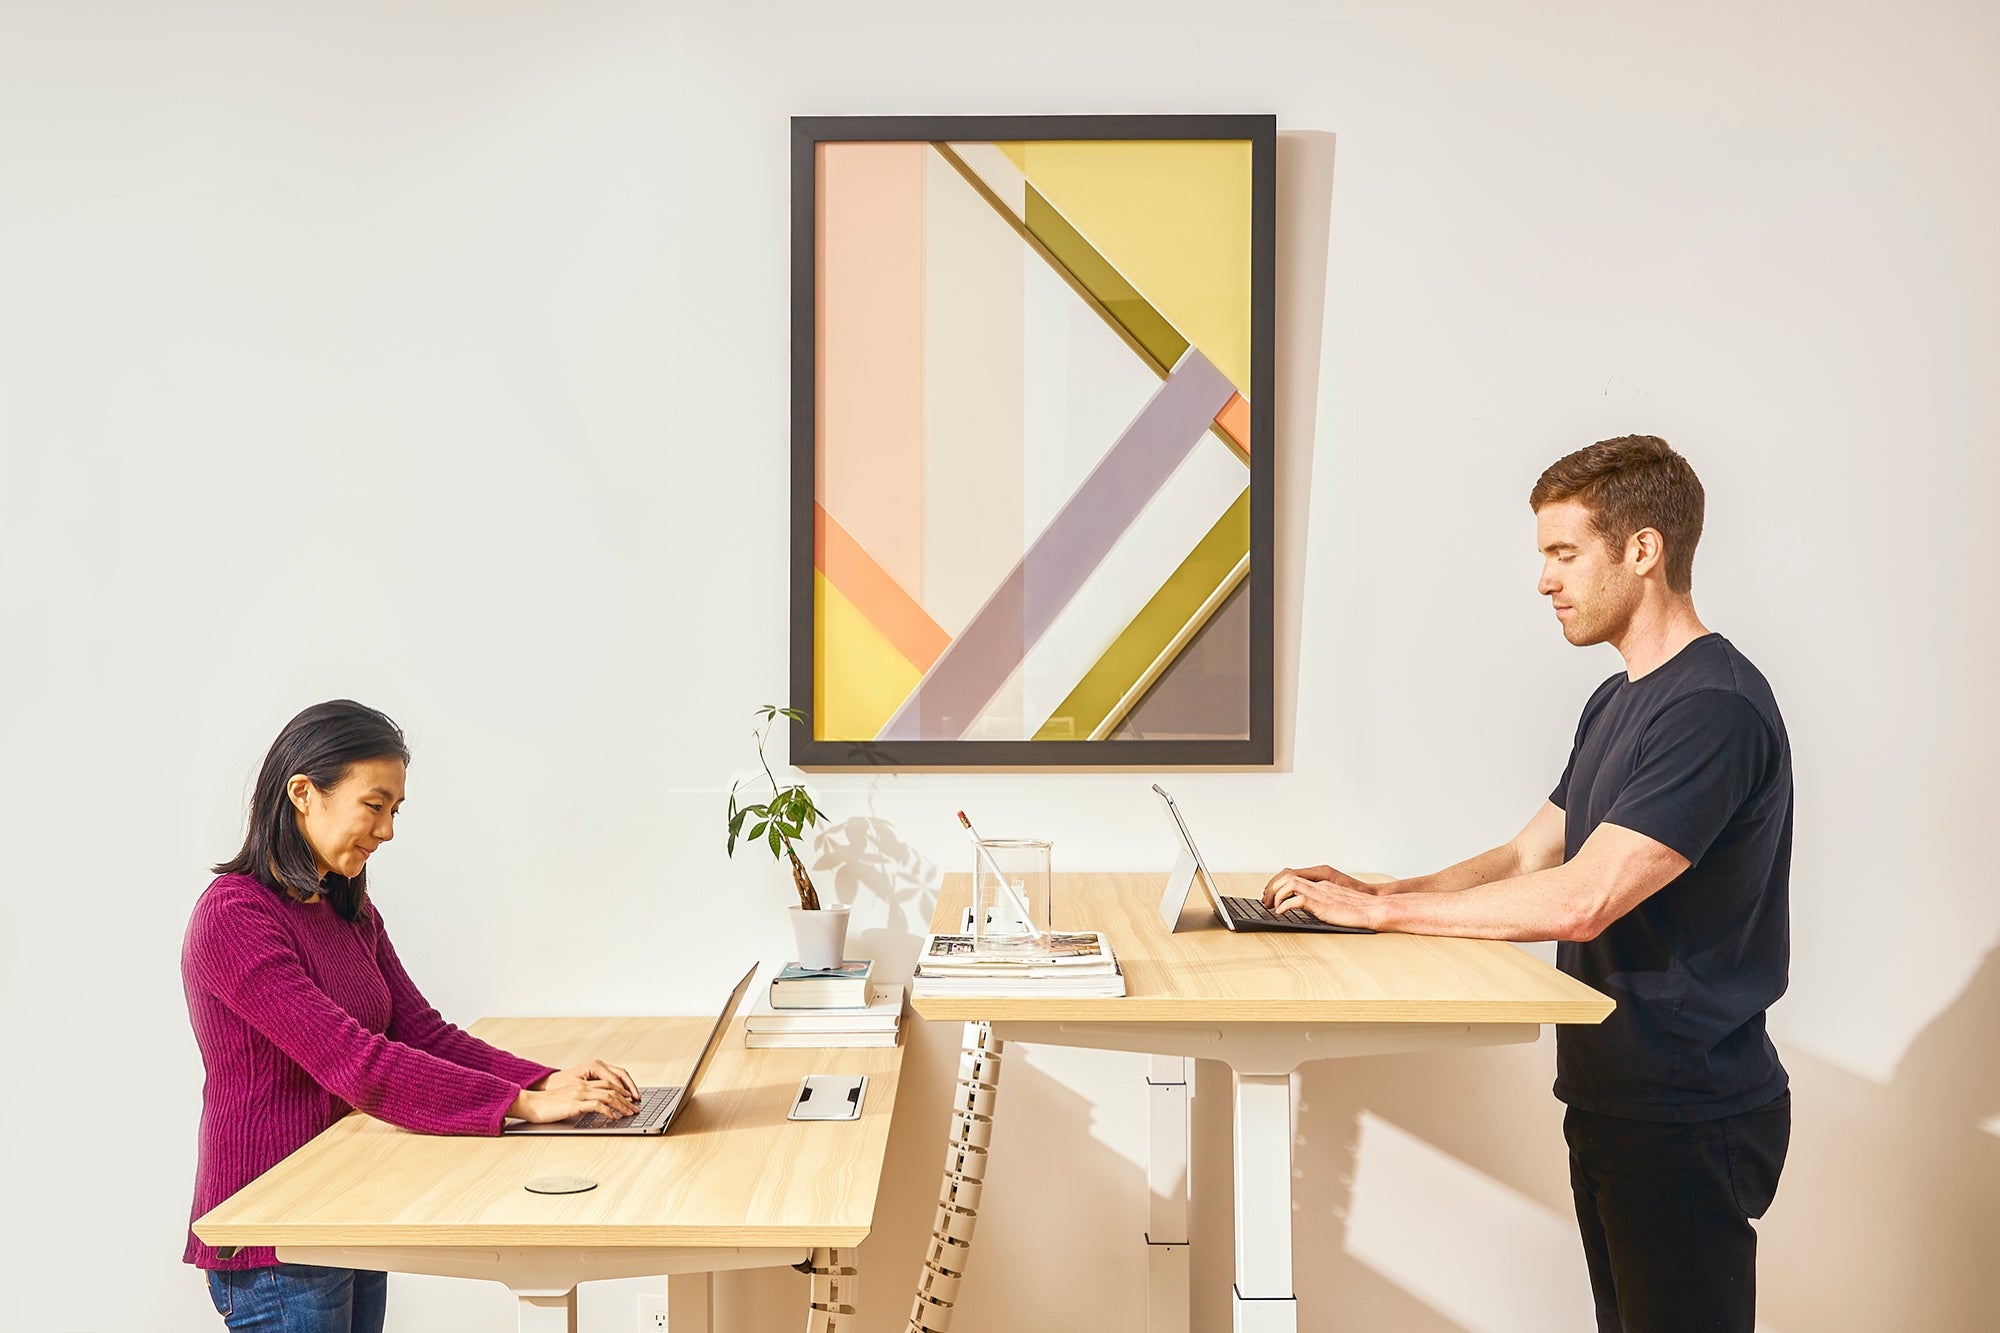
<box><xmin>524</xmin><ymin>1175</ymin><xmax>598</xmax><ymax>1195</ymax></box>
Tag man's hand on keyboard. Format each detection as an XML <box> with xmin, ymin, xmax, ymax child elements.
<box><xmin>1262</xmin><ymin>864</ymin><xmax>1398</xmax><ymax>905</ymax></box>
<box><xmin>1262</xmin><ymin>868</ymin><xmax>1389</xmax><ymax>932</ymax></box>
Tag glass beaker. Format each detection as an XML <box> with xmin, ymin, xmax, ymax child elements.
<box><xmin>971</xmin><ymin>838</ymin><xmax>1052</xmax><ymax>951</ymax></box>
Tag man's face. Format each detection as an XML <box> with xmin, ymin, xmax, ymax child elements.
<box><xmin>1536</xmin><ymin>499</ymin><xmax>1640</xmax><ymax>647</ymax></box>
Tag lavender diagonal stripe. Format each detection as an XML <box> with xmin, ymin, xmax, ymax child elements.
<box><xmin>877</xmin><ymin>348</ymin><xmax>1238</xmax><ymax>742</ymax></box>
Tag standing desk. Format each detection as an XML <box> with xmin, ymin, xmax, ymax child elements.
<box><xmin>912</xmin><ymin>872</ymin><xmax>1611</xmax><ymax>1333</ymax></box>
<box><xmin>195</xmin><ymin>1014</ymin><xmax>905</xmax><ymax>1333</ymax></box>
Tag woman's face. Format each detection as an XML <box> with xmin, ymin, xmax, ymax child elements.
<box><xmin>289</xmin><ymin>758</ymin><xmax>406</xmax><ymax>880</ymax></box>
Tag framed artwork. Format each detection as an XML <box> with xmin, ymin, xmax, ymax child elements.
<box><xmin>791</xmin><ymin>114</ymin><xmax>1275</xmax><ymax>766</ymax></box>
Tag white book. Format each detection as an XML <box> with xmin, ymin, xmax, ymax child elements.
<box><xmin>743</xmin><ymin>1028</ymin><xmax>902</xmax><ymax>1049</ymax></box>
<box><xmin>911</xmin><ymin>971</ymin><xmax>1126</xmax><ymax>999</ymax></box>
<box><xmin>746</xmin><ymin>984</ymin><xmax>904</xmax><ymax>1033</ymax></box>
<box><xmin>919</xmin><ymin>960</ymin><xmax>1118</xmax><ymax>980</ymax></box>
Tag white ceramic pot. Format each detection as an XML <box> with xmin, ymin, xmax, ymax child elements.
<box><xmin>790</xmin><ymin>903</ymin><xmax>852</xmax><ymax>969</ymax></box>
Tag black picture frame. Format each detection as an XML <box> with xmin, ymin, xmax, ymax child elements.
<box><xmin>790</xmin><ymin>113</ymin><xmax>1276</xmax><ymax>768</ymax></box>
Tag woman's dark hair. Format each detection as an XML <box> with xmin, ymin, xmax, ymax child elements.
<box><xmin>213</xmin><ymin>700</ymin><xmax>411</xmax><ymax>921</ymax></box>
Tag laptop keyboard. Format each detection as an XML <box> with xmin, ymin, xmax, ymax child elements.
<box><xmin>572</xmin><ymin>1085</ymin><xmax>680</xmax><ymax>1131</ymax></box>
<box><xmin>1223</xmin><ymin>894</ymin><xmax>1324</xmax><ymax>928</ymax></box>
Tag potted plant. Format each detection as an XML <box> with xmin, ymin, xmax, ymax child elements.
<box><xmin>726</xmin><ymin>705</ymin><xmax>848</xmax><ymax>967</ymax></box>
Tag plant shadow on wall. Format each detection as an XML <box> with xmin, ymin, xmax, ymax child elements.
<box><xmin>809</xmin><ymin>790</ymin><xmax>938</xmax><ymax>978</ymax></box>
<box><xmin>1204</xmin><ymin>937</ymin><xmax>2000</xmax><ymax>1333</ymax></box>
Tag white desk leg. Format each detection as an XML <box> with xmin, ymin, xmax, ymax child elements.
<box><xmin>986</xmin><ymin>1021</ymin><xmax>1539</xmax><ymax>1333</ymax></box>
<box><xmin>1231</xmin><ymin>1071</ymin><xmax>1294</xmax><ymax>1333</ymax></box>
<box><xmin>514</xmin><ymin>1291</ymin><xmax>577</xmax><ymax>1333</ymax></box>
<box><xmin>668</xmin><ymin>1270</ymin><xmax>714</xmax><ymax>1332</ymax></box>
<box><xmin>1146</xmin><ymin>1054</ymin><xmax>1192</xmax><ymax>1333</ymax></box>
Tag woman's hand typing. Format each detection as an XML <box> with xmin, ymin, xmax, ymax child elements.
<box><xmin>508</xmin><ymin>1058</ymin><xmax>641</xmax><ymax>1123</ymax></box>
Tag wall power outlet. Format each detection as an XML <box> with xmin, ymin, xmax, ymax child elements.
<box><xmin>636</xmin><ymin>1293</ymin><xmax>670</xmax><ymax>1330</ymax></box>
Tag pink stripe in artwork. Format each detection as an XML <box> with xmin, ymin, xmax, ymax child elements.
<box><xmin>817</xmin><ymin>142</ymin><xmax>926</xmax><ymax>599</ymax></box>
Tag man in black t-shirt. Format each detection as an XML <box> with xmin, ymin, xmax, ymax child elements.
<box><xmin>1264</xmin><ymin>435</ymin><xmax>1791</xmax><ymax>1333</ymax></box>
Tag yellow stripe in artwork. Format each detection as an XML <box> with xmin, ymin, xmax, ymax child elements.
<box><xmin>815</xmin><ymin>572</ymin><xmax>922</xmax><ymax>741</ymax></box>
<box><xmin>1000</xmin><ymin>140</ymin><xmax>1252</xmax><ymax>397</ymax></box>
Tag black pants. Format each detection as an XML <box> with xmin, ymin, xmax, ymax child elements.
<box><xmin>1564</xmin><ymin>1092</ymin><xmax>1791</xmax><ymax>1333</ymax></box>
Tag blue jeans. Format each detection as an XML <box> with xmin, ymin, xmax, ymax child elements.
<box><xmin>205</xmin><ymin>1264</ymin><xmax>387</xmax><ymax>1333</ymax></box>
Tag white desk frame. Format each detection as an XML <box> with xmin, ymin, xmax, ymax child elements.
<box><xmin>992</xmin><ymin>1019</ymin><xmax>1539</xmax><ymax>1333</ymax></box>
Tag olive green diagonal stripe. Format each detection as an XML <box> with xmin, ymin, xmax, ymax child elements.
<box><xmin>931</xmin><ymin>142</ymin><xmax>1248</xmax><ymax>464</ymax></box>
<box><xmin>1022</xmin><ymin>184</ymin><xmax>1191</xmax><ymax>376</ymax></box>
<box><xmin>1032</xmin><ymin>488</ymin><xmax>1251</xmax><ymax>742</ymax></box>
<box><xmin>931</xmin><ymin>142</ymin><xmax>1168</xmax><ymax>377</ymax></box>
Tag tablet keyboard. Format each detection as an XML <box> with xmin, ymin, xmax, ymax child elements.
<box><xmin>1223</xmin><ymin>894</ymin><xmax>1323</xmax><ymax>928</ymax></box>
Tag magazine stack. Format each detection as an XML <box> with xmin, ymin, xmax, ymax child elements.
<box><xmin>910</xmin><ymin>931</ymin><xmax>1126</xmax><ymax>998</ymax></box>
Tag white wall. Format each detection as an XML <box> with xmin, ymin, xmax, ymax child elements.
<box><xmin>3</xmin><ymin>2</ymin><xmax>1995</xmax><ymax>1330</ymax></box>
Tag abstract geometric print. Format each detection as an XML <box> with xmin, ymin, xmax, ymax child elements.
<box><xmin>797</xmin><ymin>117</ymin><xmax>1271</xmax><ymax>762</ymax></box>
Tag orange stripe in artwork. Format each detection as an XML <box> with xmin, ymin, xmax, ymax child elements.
<box><xmin>1213</xmin><ymin>392</ymin><xmax>1251</xmax><ymax>458</ymax></box>
<box><xmin>816</xmin><ymin>505</ymin><xmax>951</xmax><ymax>673</ymax></box>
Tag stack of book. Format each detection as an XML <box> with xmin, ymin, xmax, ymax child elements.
<box><xmin>910</xmin><ymin>931</ymin><xmax>1126</xmax><ymax>998</ymax></box>
<box><xmin>745</xmin><ymin>960</ymin><xmax>903</xmax><ymax>1048</ymax></box>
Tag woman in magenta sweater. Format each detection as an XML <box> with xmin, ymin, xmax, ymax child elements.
<box><xmin>184</xmin><ymin>700</ymin><xmax>640</xmax><ymax>1332</ymax></box>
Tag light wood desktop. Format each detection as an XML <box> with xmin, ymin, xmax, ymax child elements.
<box><xmin>196</xmin><ymin>1013</ymin><xmax>905</xmax><ymax>1333</ymax></box>
<box><xmin>914</xmin><ymin>871</ymin><xmax>1612</xmax><ymax>1333</ymax></box>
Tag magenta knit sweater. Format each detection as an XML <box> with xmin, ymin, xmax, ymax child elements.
<box><xmin>182</xmin><ymin>873</ymin><xmax>555</xmax><ymax>1270</ymax></box>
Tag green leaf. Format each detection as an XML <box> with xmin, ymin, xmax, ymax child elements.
<box><xmin>730</xmin><ymin>705</ymin><xmax>831</xmax><ymax>867</ymax></box>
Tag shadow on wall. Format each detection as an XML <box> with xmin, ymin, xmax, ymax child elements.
<box><xmin>811</xmin><ymin>805</ymin><xmax>936</xmax><ymax>977</ymax></box>
<box><xmin>1272</xmin><ymin>129</ymin><xmax>1337</xmax><ymax>773</ymax></box>
<box><xmin>1187</xmin><ymin>939</ymin><xmax>2000</xmax><ymax>1333</ymax></box>
<box><xmin>1763</xmin><ymin>941</ymin><xmax>2000</xmax><ymax>1332</ymax></box>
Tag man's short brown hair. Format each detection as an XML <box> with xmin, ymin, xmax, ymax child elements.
<box><xmin>1531</xmin><ymin>435</ymin><xmax>1705</xmax><ymax>593</ymax></box>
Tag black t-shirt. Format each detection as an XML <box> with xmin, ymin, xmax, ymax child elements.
<box><xmin>1550</xmin><ymin>634</ymin><xmax>1792</xmax><ymax>1122</ymax></box>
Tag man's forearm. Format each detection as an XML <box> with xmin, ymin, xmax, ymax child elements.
<box><xmin>1400</xmin><ymin>842</ymin><xmax>1525</xmax><ymax>895</ymax></box>
<box><xmin>1376</xmin><ymin>863</ymin><xmax>1595</xmax><ymax>942</ymax></box>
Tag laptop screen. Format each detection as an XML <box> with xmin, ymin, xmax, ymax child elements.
<box><xmin>678</xmin><ymin>962</ymin><xmax>759</xmax><ymax>1099</ymax></box>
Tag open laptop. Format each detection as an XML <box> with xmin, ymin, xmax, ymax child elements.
<box><xmin>1152</xmin><ymin>784</ymin><xmax>1373</xmax><ymax>935</ymax></box>
<box><xmin>502</xmin><ymin>961</ymin><xmax>759</xmax><ymax>1137</ymax></box>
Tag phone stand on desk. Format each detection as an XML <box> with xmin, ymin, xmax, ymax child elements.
<box><xmin>788</xmin><ymin>1074</ymin><xmax>867</xmax><ymax>1121</ymax></box>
